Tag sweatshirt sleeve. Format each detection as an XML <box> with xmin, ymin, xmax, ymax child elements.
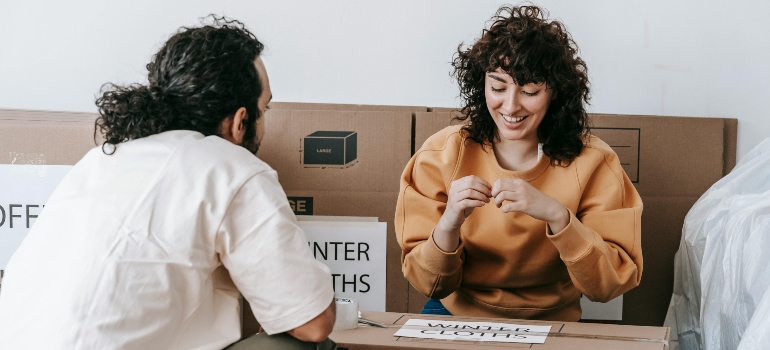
<box><xmin>395</xmin><ymin>131</ymin><xmax>465</xmax><ymax>299</ymax></box>
<box><xmin>546</xmin><ymin>145</ymin><xmax>643</xmax><ymax>302</ymax></box>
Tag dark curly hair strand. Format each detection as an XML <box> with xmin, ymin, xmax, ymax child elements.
<box><xmin>95</xmin><ymin>16</ymin><xmax>264</xmax><ymax>154</ymax></box>
<box><xmin>452</xmin><ymin>5</ymin><xmax>590</xmax><ymax>165</ymax></box>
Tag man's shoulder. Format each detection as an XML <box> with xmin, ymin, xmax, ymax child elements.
<box><xmin>173</xmin><ymin>131</ymin><xmax>272</xmax><ymax>174</ymax></box>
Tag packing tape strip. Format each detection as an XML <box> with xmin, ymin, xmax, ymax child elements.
<box><xmin>333</xmin><ymin>298</ymin><xmax>359</xmax><ymax>330</ymax></box>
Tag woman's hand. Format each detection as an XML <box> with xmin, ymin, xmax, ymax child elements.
<box><xmin>491</xmin><ymin>178</ymin><xmax>570</xmax><ymax>233</ymax></box>
<box><xmin>434</xmin><ymin>175</ymin><xmax>492</xmax><ymax>251</ymax></box>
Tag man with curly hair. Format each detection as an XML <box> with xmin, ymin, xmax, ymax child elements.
<box><xmin>396</xmin><ymin>5</ymin><xmax>643</xmax><ymax>321</ymax></box>
<box><xmin>0</xmin><ymin>18</ymin><xmax>337</xmax><ymax>349</ymax></box>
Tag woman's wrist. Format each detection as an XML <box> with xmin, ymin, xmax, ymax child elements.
<box><xmin>434</xmin><ymin>215</ymin><xmax>462</xmax><ymax>252</ymax></box>
<box><xmin>547</xmin><ymin>206</ymin><xmax>570</xmax><ymax>234</ymax></box>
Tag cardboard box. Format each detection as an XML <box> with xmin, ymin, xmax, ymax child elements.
<box><xmin>427</xmin><ymin>107</ymin><xmax>460</xmax><ymax>112</ymax></box>
<box><xmin>269</xmin><ymin>102</ymin><xmax>428</xmax><ymax>113</ymax></box>
<box><xmin>0</xmin><ymin>118</ymin><xmax>100</xmax><ymax>166</ymax></box>
<box><xmin>412</xmin><ymin>111</ymin><xmax>738</xmax><ymax>326</ymax></box>
<box><xmin>257</xmin><ymin>108</ymin><xmax>412</xmax><ymax>312</ymax></box>
<box><xmin>330</xmin><ymin>311</ymin><xmax>670</xmax><ymax>350</ymax></box>
<box><xmin>0</xmin><ymin>108</ymin><xmax>100</xmax><ymax>123</ymax></box>
<box><xmin>413</xmin><ymin>111</ymin><xmax>466</xmax><ymax>153</ymax></box>
<box><xmin>258</xmin><ymin>109</ymin><xmax>412</xmax><ymax>192</ymax></box>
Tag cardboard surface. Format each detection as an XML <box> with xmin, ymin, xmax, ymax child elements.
<box><xmin>0</xmin><ymin>117</ymin><xmax>100</xmax><ymax>165</ymax></box>
<box><xmin>330</xmin><ymin>312</ymin><xmax>670</xmax><ymax>350</ymax></box>
<box><xmin>427</xmin><ymin>107</ymin><xmax>460</xmax><ymax>113</ymax></box>
<box><xmin>269</xmin><ymin>102</ymin><xmax>427</xmax><ymax>113</ymax></box>
<box><xmin>258</xmin><ymin>109</ymin><xmax>412</xmax><ymax>193</ymax></box>
<box><xmin>412</xmin><ymin>111</ymin><xmax>738</xmax><ymax>326</ymax></box>
<box><xmin>0</xmin><ymin>108</ymin><xmax>100</xmax><ymax>122</ymax></box>
<box><xmin>413</xmin><ymin>111</ymin><xmax>466</xmax><ymax>154</ymax></box>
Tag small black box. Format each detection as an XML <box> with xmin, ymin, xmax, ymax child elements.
<box><xmin>303</xmin><ymin>131</ymin><xmax>357</xmax><ymax>165</ymax></box>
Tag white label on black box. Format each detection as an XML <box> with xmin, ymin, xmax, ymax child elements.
<box><xmin>0</xmin><ymin>165</ymin><xmax>73</xmax><ymax>269</ymax></box>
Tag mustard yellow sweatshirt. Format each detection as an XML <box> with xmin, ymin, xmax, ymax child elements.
<box><xmin>395</xmin><ymin>125</ymin><xmax>643</xmax><ymax>321</ymax></box>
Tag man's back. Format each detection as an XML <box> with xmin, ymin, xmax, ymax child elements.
<box><xmin>0</xmin><ymin>130</ymin><xmax>334</xmax><ymax>349</ymax></box>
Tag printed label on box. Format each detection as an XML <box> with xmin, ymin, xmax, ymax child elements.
<box><xmin>288</xmin><ymin>196</ymin><xmax>314</xmax><ymax>215</ymax></box>
<box><xmin>302</xmin><ymin>131</ymin><xmax>358</xmax><ymax>167</ymax></box>
<box><xmin>0</xmin><ymin>165</ymin><xmax>73</xmax><ymax>269</ymax></box>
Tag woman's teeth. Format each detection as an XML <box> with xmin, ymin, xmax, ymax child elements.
<box><xmin>502</xmin><ymin>114</ymin><xmax>527</xmax><ymax>123</ymax></box>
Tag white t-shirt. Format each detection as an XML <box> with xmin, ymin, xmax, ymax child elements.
<box><xmin>0</xmin><ymin>130</ymin><xmax>334</xmax><ymax>349</ymax></box>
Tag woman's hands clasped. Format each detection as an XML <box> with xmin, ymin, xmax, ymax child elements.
<box><xmin>434</xmin><ymin>176</ymin><xmax>570</xmax><ymax>251</ymax></box>
<box><xmin>491</xmin><ymin>178</ymin><xmax>570</xmax><ymax>233</ymax></box>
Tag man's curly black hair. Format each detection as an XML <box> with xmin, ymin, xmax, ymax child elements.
<box><xmin>452</xmin><ymin>5</ymin><xmax>590</xmax><ymax>165</ymax></box>
<box><xmin>94</xmin><ymin>16</ymin><xmax>264</xmax><ymax>154</ymax></box>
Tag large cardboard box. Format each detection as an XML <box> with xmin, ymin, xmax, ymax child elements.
<box><xmin>590</xmin><ymin>114</ymin><xmax>736</xmax><ymax>326</ymax></box>
<box><xmin>330</xmin><ymin>311</ymin><xmax>670</xmax><ymax>349</ymax></box>
<box><xmin>0</xmin><ymin>114</ymin><xmax>99</xmax><ymax>166</ymax></box>
<box><xmin>412</xmin><ymin>111</ymin><xmax>738</xmax><ymax>326</ymax></box>
<box><xmin>258</xmin><ymin>109</ymin><xmax>412</xmax><ymax>193</ymax></box>
<box><xmin>269</xmin><ymin>101</ymin><xmax>428</xmax><ymax>113</ymax></box>
<box><xmin>257</xmin><ymin>109</ymin><xmax>413</xmax><ymax>310</ymax></box>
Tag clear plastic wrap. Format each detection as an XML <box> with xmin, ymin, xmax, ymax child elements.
<box><xmin>666</xmin><ymin>137</ymin><xmax>770</xmax><ymax>350</ymax></box>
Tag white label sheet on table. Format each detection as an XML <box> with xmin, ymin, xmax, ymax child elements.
<box><xmin>394</xmin><ymin>318</ymin><xmax>552</xmax><ymax>344</ymax></box>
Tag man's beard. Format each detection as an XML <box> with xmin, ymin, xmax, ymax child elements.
<box><xmin>241</xmin><ymin>128</ymin><xmax>260</xmax><ymax>155</ymax></box>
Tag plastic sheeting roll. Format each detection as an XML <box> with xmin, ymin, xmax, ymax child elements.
<box><xmin>333</xmin><ymin>298</ymin><xmax>359</xmax><ymax>330</ymax></box>
<box><xmin>665</xmin><ymin>137</ymin><xmax>770</xmax><ymax>350</ymax></box>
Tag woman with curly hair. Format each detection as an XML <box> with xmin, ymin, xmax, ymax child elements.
<box><xmin>395</xmin><ymin>5</ymin><xmax>643</xmax><ymax>321</ymax></box>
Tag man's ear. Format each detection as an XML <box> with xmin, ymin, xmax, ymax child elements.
<box><xmin>221</xmin><ymin>107</ymin><xmax>248</xmax><ymax>145</ymax></box>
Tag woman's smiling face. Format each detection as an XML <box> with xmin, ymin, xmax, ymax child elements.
<box><xmin>485</xmin><ymin>68</ymin><xmax>554</xmax><ymax>144</ymax></box>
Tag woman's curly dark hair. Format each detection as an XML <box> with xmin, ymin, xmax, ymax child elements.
<box><xmin>94</xmin><ymin>16</ymin><xmax>264</xmax><ymax>154</ymax></box>
<box><xmin>452</xmin><ymin>5</ymin><xmax>590</xmax><ymax>165</ymax></box>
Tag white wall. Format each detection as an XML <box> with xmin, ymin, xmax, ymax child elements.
<box><xmin>1</xmin><ymin>0</ymin><xmax>768</xmax><ymax>159</ymax></box>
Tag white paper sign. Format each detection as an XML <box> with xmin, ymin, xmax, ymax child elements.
<box><xmin>0</xmin><ymin>164</ymin><xmax>73</xmax><ymax>269</ymax></box>
<box><xmin>298</xmin><ymin>219</ymin><xmax>387</xmax><ymax>312</ymax></box>
<box><xmin>394</xmin><ymin>318</ymin><xmax>552</xmax><ymax>344</ymax></box>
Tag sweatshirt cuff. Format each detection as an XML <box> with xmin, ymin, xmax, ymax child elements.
<box><xmin>419</xmin><ymin>230</ymin><xmax>464</xmax><ymax>276</ymax></box>
<box><xmin>547</xmin><ymin>210</ymin><xmax>595</xmax><ymax>262</ymax></box>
